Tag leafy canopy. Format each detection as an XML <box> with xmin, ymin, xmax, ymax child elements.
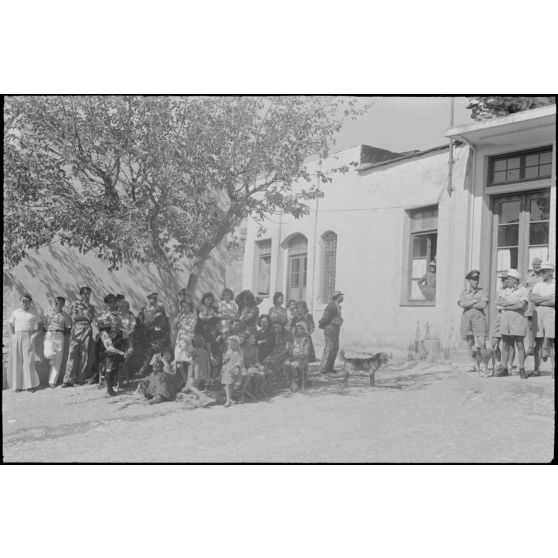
<box><xmin>4</xmin><ymin>96</ymin><xmax>366</xmax><ymax>272</ymax></box>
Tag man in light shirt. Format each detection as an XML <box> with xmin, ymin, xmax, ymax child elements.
<box><xmin>530</xmin><ymin>262</ymin><xmax>555</xmax><ymax>378</ymax></box>
<box><xmin>524</xmin><ymin>257</ymin><xmax>543</xmax><ymax>355</ymax></box>
<box><xmin>497</xmin><ymin>269</ymin><xmax>529</xmax><ymax>379</ymax></box>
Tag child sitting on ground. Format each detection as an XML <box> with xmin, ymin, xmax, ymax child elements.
<box><xmin>221</xmin><ymin>335</ymin><xmax>243</xmax><ymax>407</ymax></box>
<box><xmin>136</xmin><ymin>357</ymin><xmax>179</xmax><ymax>405</ymax></box>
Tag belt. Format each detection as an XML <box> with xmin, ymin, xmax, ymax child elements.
<box><xmin>48</xmin><ymin>329</ymin><xmax>65</xmax><ymax>333</ymax></box>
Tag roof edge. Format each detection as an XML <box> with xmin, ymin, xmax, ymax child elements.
<box><xmin>357</xmin><ymin>144</ymin><xmax>451</xmax><ymax>172</ymax></box>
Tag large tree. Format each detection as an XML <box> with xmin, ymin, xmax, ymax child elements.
<box><xmin>4</xmin><ymin>96</ymin><xmax>366</xmax><ymax>291</ymax></box>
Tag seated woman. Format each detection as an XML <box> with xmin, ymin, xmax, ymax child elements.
<box><xmin>136</xmin><ymin>355</ymin><xmax>179</xmax><ymax>405</ymax></box>
<box><xmin>239</xmin><ymin>331</ymin><xmax>264</xmax><ymax>401</ymax></box>
<box><xmin>263</xmin><ymin>322</ymin><xmax>292</xmax><ymax>389</ymax></box>
<box><xmin>256</xmin><ymin>314</ymin><xmax>275</xmax><ymax>362</ymax></box>
<box><xmin>284</xmin><ymin>322</ymin><xmax>311</xmax><ymax>391</ymax></box>
<box><xmin>295</xmin><ymin>300</ymin><xmax>316</xmax><ymax>362</ymax></box>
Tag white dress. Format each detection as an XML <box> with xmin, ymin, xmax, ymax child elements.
<box><xmin>8</xmin><ymin>308</ymin><xmax>41</xmax><ymax>390</ymax></box>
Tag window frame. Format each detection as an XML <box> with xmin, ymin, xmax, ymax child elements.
<box><xmin>401</xmin><ymin>205</ymin><xmax>438</xmax><ymax>307</ymax></box>
<box><xmin>254</xmin><ymin>239</ymin><xmax>272</xmax><ymax>297</ymax></box>
<box><xmin>320</xmin><ymin>230</ymin><xmax>338</xmax><ymax>303</ymax></box>
<box><xmin>488</xmin><ymin>146</ymin><xmax>552</xmax><ymax>186</ymax></box>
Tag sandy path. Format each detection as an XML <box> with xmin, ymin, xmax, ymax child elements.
<box><xmin>2</xmin><ymin>363</ymin><xmax>554</xmax><ymax>462</ymax></box>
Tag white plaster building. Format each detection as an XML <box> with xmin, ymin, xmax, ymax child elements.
<box><xmin>236</xmin><ymin>106</ymin><xmax>556</xmax><ymax>357</ymax></box>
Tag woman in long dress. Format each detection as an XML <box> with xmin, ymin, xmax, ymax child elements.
<box><xmin>7</xmin><ymin>293</ymin><xmax>41</xmax><ymax>391</ymax></box>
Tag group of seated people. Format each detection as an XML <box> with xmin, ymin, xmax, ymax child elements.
<box><xmin>6</xmin><ymin>285</ymin><xmax>318</xmax><ymax>407</ymax></box>
<box><xmin>138</xmin><ymin>289</ymin><xmax>317</xmax><ymax>407</ymax></box>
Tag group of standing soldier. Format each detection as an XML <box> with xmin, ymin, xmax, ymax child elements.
<box><xmin>458</xmin><ymin>259</ymin><xmax>555</xmax><ymax>379</ymax></box>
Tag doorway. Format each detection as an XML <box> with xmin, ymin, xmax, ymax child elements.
<box><xmin>489</xmin><ymin>189</ymin><xmax>550</xmax><ymax>327</ymax></box>
<box><xmin>287</xmin><ymin>234</ymin><xmax>308</xmax><ymax>302</ymax></box>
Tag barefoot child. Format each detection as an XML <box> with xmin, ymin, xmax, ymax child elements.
<box><xmin>221</xmin><ymin>335</ymin><xmax>243</xmax><ymax>407</ymax></box>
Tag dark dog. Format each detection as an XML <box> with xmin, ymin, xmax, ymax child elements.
<box><xmin>340</xmin><ymin>350</ymin><xmax>390</xmax><ymax>386</ymax></box>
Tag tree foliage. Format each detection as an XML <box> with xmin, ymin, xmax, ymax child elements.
<box><xmin>466</xmin><ymin>96</ymin><xmax>555</xmax><ymax>121</ymax></box>
<box><xmin>4</xmin><ymin>96</ymin><xmax>366</xmax><ymax>288</ymax></box>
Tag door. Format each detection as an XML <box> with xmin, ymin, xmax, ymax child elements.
<box><xmin>489</xmin><ymin>189</ymin><xmax>550</xmax><ymax>329</ymax></box>
<box><xmin>287</xmin><ymin>234</ymin><xmax>308</xmax><ymax>301</ymax></box>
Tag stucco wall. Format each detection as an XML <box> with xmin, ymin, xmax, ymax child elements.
<box><xmin>242</xmin><ymin>145</ymin><xmax>473</xmax><ymax>355</ymax></box>
<box><xmin>3</xmin><ymin>242</ymin><xmax>226</xmax><ymax>387</ymax></box>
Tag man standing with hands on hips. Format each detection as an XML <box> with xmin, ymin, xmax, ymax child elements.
<box><xmin>319</xmin><ymin>291</ymin><xmax>344</xmax><ymax>374</ymax></box>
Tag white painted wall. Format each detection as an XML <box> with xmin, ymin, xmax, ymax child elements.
<box><xmin>242</xmin><ymin>144</ymin><xmax>472</xmax><ymax>355</ymax></box>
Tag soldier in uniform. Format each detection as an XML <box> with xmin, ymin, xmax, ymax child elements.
<box><xmin>136</xmin><ymin>292</ymin><xmax>171</xmax><ymax>376</ymax></box>
<box><xmin>63</xmin><ymin>286</ymin><xmax>96</xmax><ymax>387</ymax></box>
<box><xmin>42</xmin><ymin>296</ymin><xmax>72</xmax><ymax>388</ymax></box>
<box><xmin>458</xmin><ymin>270</ymin><xmax>489</xmax><ymax>375</ymax></box>
<box><xmin>523</xmin><ymin>257</ymin><xmax>543</xmax><ymax>356</ymax></box>
<box><xmin>96</xmin><ymin>293</ymin><xmax>126</xmax><ymax>396</ymax></box>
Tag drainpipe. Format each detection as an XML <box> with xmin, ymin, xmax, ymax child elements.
<box><xmin>275</xmin><ymin>211</ymin><xmax>283</xmax><ymax>292</ymax></box>
<box><xmin>310</xmin><ymin>166</ymin><xmax>321</xmax><ymax>314</ymax></box>
<box><xmin>447</xmin><ymin>98</ymin><xmax>455</xmax><ymax>196</ymax></box>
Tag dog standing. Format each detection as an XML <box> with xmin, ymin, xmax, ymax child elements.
<box><xmin>340</xmin><ymin>349</ymin><xmax>390</xmax><ymax>386</ymax></box>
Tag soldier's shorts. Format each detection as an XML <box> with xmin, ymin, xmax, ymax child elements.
<box><xmin>533</xmin><ymin>306</ymin><xmax>555</xmax><ymax>339</ymax></box>
<box><xmin>491</xmin><ymin>313</ymin><xmax>502</xmax><ymax>340</ymax></box>
<box><xmin>500</xmin><ymin>310</ymin><xmax>527</xmax><ymax>337</ymax></box>
<box><xmin>460</xmin><ymin>308</ymin><xmax>487</xmax><ymax>338</ymax></box>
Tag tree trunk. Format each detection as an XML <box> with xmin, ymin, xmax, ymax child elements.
<box><xmin>186</xmin><ymin>249</ymin><xmax>212</xmax><ymax>296</ymax></box>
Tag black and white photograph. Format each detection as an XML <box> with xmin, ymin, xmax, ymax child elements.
<box><xmin>2</xmin><ymin>95</ymin><xmax>555</xmax><ymax>463</ymax></box>
<box><xmin>1</xmin><ymin>5</ymin><xmax>556</xmax><ymax>558</ymax></box>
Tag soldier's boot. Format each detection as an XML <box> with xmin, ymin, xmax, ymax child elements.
<box><xmin>106</xmin><ymin>370</ymin><xmax>117</xmax><ymax>397</ymax></box>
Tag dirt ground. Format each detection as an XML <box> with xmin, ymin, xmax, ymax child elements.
<box><xmin>2</xmin><ymin>360</ymin><xmax>555</xmax><ymax>463</ymax></box>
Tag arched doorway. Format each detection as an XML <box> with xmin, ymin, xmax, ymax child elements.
<box><xmin>287</xmin><ymin>234</ymin><xmax>308</xmax><ymax>302</ymax></box>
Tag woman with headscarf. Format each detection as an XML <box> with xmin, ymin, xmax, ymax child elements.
<box><xmin>268</xmin><ymin>291</ymin><xmax>288</xmax><ymax>328</ymax></box>
<box><xmin>256</xmin><ymin>314</ymin><xmax>275</xmax><ymax>363</ymax></box>
<box><xmin>7</xmin><ymin>293</ymin><xmax>42</xmax><ymax>392</ymax></box>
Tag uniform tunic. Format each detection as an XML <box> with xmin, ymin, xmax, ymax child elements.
<box><xmin>43</xmin><ymin>308</ymin><xmax>72</xmax><ymax>385</ymax></box>
<box><xmin>458</xmin><ymin>287</ymin><xmax>488</xmax><ymax>338</ymax></box>
<box><xmin>64</xmin><ymin>299</ymin><xmax>96</xmax><ymax>383</ymax></box>
<box><xmin>498</xmin><ymin>285</ymin><xmax>529</xmax><ymax>337</ymax></box>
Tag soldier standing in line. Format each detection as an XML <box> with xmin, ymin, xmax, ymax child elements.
<box><xmin>97</xmin><ymin>293</ymin><xmax>126</xmax><ymax>396</ymax></box>
<box><xmin>523</xmin><ymin>256</ymin><xmax>543</xmax><ymax>356</ymax></box>
<box><xmin>458</xmin><ymin>270</ymin><xmax>488</xmax><ymax>376</ymax></box>
<box><xmin>43</xmin><ymin>296</ymin><xmax>72</xmax><ymax>388</ymax></box>
<box><xmin>62</xmin><ymin>286</ymin><xmax>96</xmax><ymax>387</ymax></box>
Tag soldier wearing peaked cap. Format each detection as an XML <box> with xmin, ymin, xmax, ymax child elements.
<box><xmin>63</xmin><ymin>286</ymin><xmax>96</xmax><ymax>387</ymax></box>
<box><xmin>458</xmin><ymin>270</ymin><xmax>488</xmax><ymax>375</ymax></box>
